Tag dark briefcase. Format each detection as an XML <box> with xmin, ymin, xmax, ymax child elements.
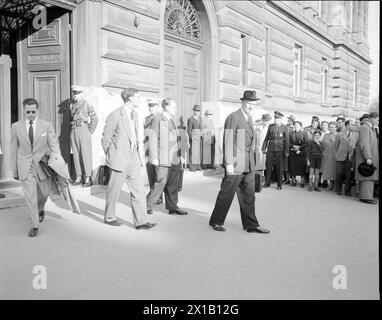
<box><xmin>255</xmin><ymin>170</ymin><xmax>262</xmax><ymax>193</ymax></box>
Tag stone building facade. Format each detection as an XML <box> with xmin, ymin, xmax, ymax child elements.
<box><xmin>0</xmin><ymin>0</ymin><xmax>372</xmax><ymax>179</ymax></box>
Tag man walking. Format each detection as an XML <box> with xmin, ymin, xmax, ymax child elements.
<box><xmin>11</xmin><ymin>98</ymin><xmax>61</xmax><ymax>237</ymax></box>
<box><xmin>209</xmin><ymin>90</ymin><xmax>269</xmax><ymax>234</ymax></box>
<box><xmin>187</xmin><ymin>105</ymin><xmax>203</xmax><ymax>171</ymax></box>
<box><xmin>101</xmin><ymin>88</ymin><xmax>156</xmax><ymax>230</ymax></box>
<box><xmin>146</xmin><ymin>98</ymin><xmax>188</xmax><ymax>216</ymax></box>
<box><xmin>262</xmin><ymin>111</ymin><xmax>289</xmax><ymax>190</ymax></box>
<box><xmin>70</xmin><ymin>85</ymin><xmax>98</xmax><ymax>187</ymax></box>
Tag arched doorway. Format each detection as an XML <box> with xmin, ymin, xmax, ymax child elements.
<box><xmin>163</xmin><ymin>0</ymin><xmax>212</xmax><ymax>124</ymax></box>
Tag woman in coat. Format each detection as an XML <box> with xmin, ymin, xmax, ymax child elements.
<box><xmin>355</xmin><ymin>112</ymin><xmax>379</xmax><ymax>204</ymax></box>
<box><xmin>289</xmin><ymin>121</ymin><xmax>307</xmax><ymax>187</ymax></box>
<box><xmin>321</xmin><ymin>121</ymin><xmax>337</xmax><ymax>190</ymax></box>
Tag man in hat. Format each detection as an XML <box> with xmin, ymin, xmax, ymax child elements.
<box><xmin>201</xmin><ymin>109</ymin><xmax>216</xmax><ymax>169</ymax></box>
<box><xmin>283</xmin><ymin>115</ymin><xmax>296</xmax><ymax>184</ymax></box>
<box><xmin>144</xmin><ymin>100</ymin><xmax>163</xmax><ymax>205</ymax></box>
<box><xmin>262</xmin><ymin>111</ymin><xmax>289</xmax><ymax>190</ymax></box>
<box><xmin>187</xmin><ymin>105</ymin><xmax>203</xmax><ymax>171</ymax></box>
<box><xmin>11</xmin><ymin>98</ymin><xmax>61</xmax><ymax>237</ymax></box>
<box><xmin>70</xmin><ymin>85</ymin><xmax>98</xmax><ymax>187</ymax></box>
<box><xmin>254</xmin><ymin>113</ymin><xmax>272</xmax><ymax>177</ymax></box>
<box><xmin>146</xmin><ymin>98</ymin><xmax>188</xmax><ymax>216</ymax></box>
<box><xmin>209</xmin><ymin>90</ymin><xmax>269</xmax><ymax>233</ymax></box>
<box><xmin>102</xmin><ymin>88</ymin><xmax>157</xmax><ymax>229</ymax></box>
<box><xmin>355</xmin><ymin>112</ymin><xmax>379</xmax><ymax>204</ymax></box>
<box><xmin>359</xmin><ymin>113</ymin><xmax>369</xmax><ymax>125</ymax></box>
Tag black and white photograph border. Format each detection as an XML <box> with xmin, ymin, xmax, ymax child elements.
<box><xmin>0</xmin><ymin>0</ymin><xmax>379</xmax><ymax>302</ymax></box>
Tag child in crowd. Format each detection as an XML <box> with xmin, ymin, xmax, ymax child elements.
<box><xmin>306</xmin><ymin>130</ymin><xmax>323</xmax><ymax>192</ymax></box>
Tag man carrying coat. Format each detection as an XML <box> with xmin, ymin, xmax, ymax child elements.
<box><xmin>11</xmin><ymin>98</ymin><xmax>61</xmax><ymax>237</ymax></box>
<box><xmin>209</xmin><ymin>90</ymin><xmax>270</xmax><ymax>233</ymax></box>
<box><xmin>101</xmin><ymin>88</ymin><xmax>156</xmax><ymax>229</ymax></box>
<box><xmin>262</xmin><ymin>111</ymin><xmax>290</xmax><ymax>190</ymax></box>
<box><xmin>355</xmin><ymin>112</ymin><xmax>379</xmax><ymax>204</ymax></box>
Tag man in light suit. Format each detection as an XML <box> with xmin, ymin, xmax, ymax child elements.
<box><xmin>209</xmin><ymin>90</ymin><xmax>269</xmax><ymax>233</ymax></box>
<box><xmin>187</xmin><ymin>104</ymin><xmax>203</xmax><ymax>171</ymax></box>
<box><xmin>11</xmin><ymin>98</ymin><xmax>61</xmax><ymax>237</ymax></box>
<box><xmin>146</xmin><ymin>98</ymin><xmax>188</xmax><ymax>215</ymax></box>
<box><xmin>101</xmin><ymin>88</ymin><xmax>156</xmax><ymax>230</ymax></box>
<box><xmin>333</xmin><ymin>119</ymin><xmax>356</xmax><ymax>196</ymax></box>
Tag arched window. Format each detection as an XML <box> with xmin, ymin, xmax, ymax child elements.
<box><xmin>165</xmin><ymin>0</ymin><xmax>201</xmax><ymax>40</ymax></box>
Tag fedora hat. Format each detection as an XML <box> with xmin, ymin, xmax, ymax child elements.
<box><xmin>192</xmin><ymin>104</ymin><xmax>201</xmax><ymax>111</ymax></box>
<box><xmin>261</xmin><ymin>113</ymin><xmax>272</xmax><ymax>122</ymax></box>
<box><xmin>240</xmin><ymin>90</ymin><xmax>260</xmax><ymax>101</ymax></box>
<box><xmin>357</xmin><ymin>162</ymin><xmax>376</xmax><ymax>177</ymax></box>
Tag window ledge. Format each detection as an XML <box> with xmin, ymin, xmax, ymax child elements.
<box><xmin>264</xmin><ymin>90</ymin><xmax>274</xmax><ymax>98</ymax></box>
<box><xmin>294</xmin><ymin>97</ymin><xmax>307</xmax><ymax>103</ymax></box>
<box><xmin>320</xmin><ymin>102</ymin><xmax>332</xmax><ymax>108</ymax></box>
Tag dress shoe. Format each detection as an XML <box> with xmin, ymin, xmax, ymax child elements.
<box><xmin>360</xmin><ymin>199</ymin><xmax>377</xmax><ymax>205</ymax></box>
<box><xmin>291</xmin><ymin>181</ymin><xmax>297</xmax><ymax>186</ymax></box>
<box><xmin>136</xmin><ymin>222</ymin><xmax>157</xmax><ymax>230</ymax></box>
<box><xmin>246</xmin><ymin>226</ymin><xmax>270</xmax><ymax>234</ymax></box>
<box><xmin>169</xmin><ymin>208</ymin><xmax>188</xmax><ymax>215</ymax></box>
<box><xmin>209</xmin><ymin>223</ymin><xmax>226</xmax><ymax>232</ymax></box>
<box><xmin>264</xmin><ymin>184</ymin><xmax>270</xmax><ymax>188</ymax></box>
<box><xmin>0</xmin><ymin>193</ymin><xmax>5</xmax><ymax>198</ymax></box>
<box><xmin>314</xmin><ymin>187</ymin><xmax>321</xmax><ymax>192</ymax></box>
<box><xmin>82</xmin><ymin>180</ymin><xmax>92</xmax><ymax>187</ymax></box>
<box><xmin>28</xmin><ymin>228</ymin><xmax>39</xmax><ymax>237</ymax></box>
<box><xmin>277</xmin><ymin>186</ymin><xmax>282</xmax><ymax>190</ymax></box>
<box><xmin>104</xmin><ymin>220</ymin><xmax>122</xmax><ymax>226</ymax></box>
<box><xmin>39</xmin><ymin>211</ymin><xmax>45</xmax><ymax>222</ymax></box>
<box><xmin>71</xmin><ymin>178</ymin><xmax>82</xmax><ymax>186</ymax></box>
<box><xmin>345</xmin><ymin>192</ymin><xmax>352</xmax><ymax>197</ymax></box>
<box><xmin>308</xmin><ymin>186</ymin><xmax>313</xmax><ymax>191</ymax></box>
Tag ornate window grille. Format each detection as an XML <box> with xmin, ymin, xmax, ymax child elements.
<box><xmin>165</xmin><ymin>0</ymin><xmax>201</xmax><ymax>40</ymax></box>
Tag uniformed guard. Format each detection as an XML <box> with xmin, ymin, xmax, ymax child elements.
<box><xmin>70</xmin><ymin>85</ymin><xmax>98</xmax><ymax>187</ymax></box>
<box><xmin>262</xmin><ymin>111</ymin><xmax>289</xmax><ymax>190</ymax></box>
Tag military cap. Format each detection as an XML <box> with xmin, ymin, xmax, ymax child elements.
<box><xmin>359</xmin><ymin>113</ymin><xmax>369</xmax><ymax>121</ymax></box>
<box><xmin>274</xmin><ymin>111</ymin><xmax>284</xmax><ymax>119</ymax></box>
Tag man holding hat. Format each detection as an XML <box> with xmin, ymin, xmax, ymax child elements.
<box><xmin>70</xmin><ymin>85</ymin><xmax>98</xmax><ymax>187</ymax></box>
<box><xmin>187</xmin><ymin>105</ymin><xmax>203</xmax><ymax>171</ymax></box>
<box><xmin>355</xmin><ymin>112</ymin><xmax>379</xmax><ymax>204</ymax></box>
<box><xmin>262</xmin><ymin>111</ymin><xmax>289</xmax><ymax>190</ymax></box>
<box><xmin>209</xmin><ymin>90</ymin><xmax>269</xmax><ymax>234</ymax></box>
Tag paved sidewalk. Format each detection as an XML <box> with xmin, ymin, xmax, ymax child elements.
<box><xmin>0</xmin><ymin>170</ymin><xmax>379</xmax><ymax>299</ymax></box>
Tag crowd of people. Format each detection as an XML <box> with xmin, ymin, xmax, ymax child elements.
<box><xmin>9</xmin><ymin>86</ymin><xmax>379</xmax><ymax>237</ymax></box>
<box><xmin>254</xmin><ymin>111</ymin><xmax>379</xmax><ymax>204</ymax></box>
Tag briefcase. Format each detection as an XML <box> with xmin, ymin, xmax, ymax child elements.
<box><xmin>255</xmin><ymin>170</ymin><xmax>262</xmax><ymax>193</ymax></box>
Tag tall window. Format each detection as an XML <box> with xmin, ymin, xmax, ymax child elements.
<box><xmin>321</xmin><ymin>58</ymin><xmax>328</xmax><ymax>102</ymax></box>
<box><xmin>293</xmin><ymin>44</ymin><xmax>303</xmax><ymax>97</ymax></box>
<box><xmin>353</xmin><ymin>70</ymin><xmax>358</xmax><ymax>107</ymax></box>
<box><xmin>241</xmin><ymin>34</ymin><xmax>248</xmax><ymax>86</ymax></box>
<box><xmin>265</xmin><ymin>26</ymin><xmax>271</xmax><ymax>90</ymax></box>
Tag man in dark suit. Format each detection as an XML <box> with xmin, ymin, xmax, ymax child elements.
<box><xmin>209</xmin><ymin>90</ymin><xmax>270</xmax><ymax>234</ymax></box>
<box><xmin>146</xmin><ymin>98</ymin><xmax>188</xmax><ymax>216</ymax></box>
<box><xmin>262</xmin><ymin>111</ymin><xmax>289</xmax><ymax>190</ymax></box>
<box><xmin>187</xmin><ymin>105</ymin><xmax>202</xmax><ymax>171</ymax></box>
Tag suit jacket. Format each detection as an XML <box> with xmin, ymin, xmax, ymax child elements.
<box><xmin>148</xmin><ymin>112</ymin><xmax>180</xmax><ymax>167</ymax></box>
<box><xmin>187</xmin><ymin>115</ymin><xmax>202</xmax><ymax>143</ymax></box>
<box><xmin>101</xmin><ymin>106</ymin><xmax>141</xmax><ymax>172</ymax></box>
<box><xmin>355</xmin><ymin>123</ymin><xmax>379</xmax><ymax>181</ymax></box>
<box><xmin>223</xmin><ymin>109</ymin><xmax>256</xmax><ymax>174</ymax></box>
<box><xmin>262</xmin><ymin>123</ymin><xmax>289</xmax><ymax>154</ymax></box>
<box><xmin>11</xmin><ymin>119</ymin><xmax>61</xmax><ymax>181</ymax></box>
<box><xmin>332</xmin><ymin>130</ymin><xmax>356</xmax><ymax>161</ymax></box>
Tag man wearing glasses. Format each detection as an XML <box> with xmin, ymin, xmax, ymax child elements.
<box><xmin>11</xmin><ymin>98</ymin><xmax>61</xmax><ymax>237</ymax></box>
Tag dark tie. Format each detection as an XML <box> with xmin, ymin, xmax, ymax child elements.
<box><xmin>29</xmin><ymin>120</ymin><xmax>34</xmax><ymax>147</ymax></box>
<box><xmin>130</xmin><ymin>112</ymin><xmax>134</xmax><ymax>120</ymax></box>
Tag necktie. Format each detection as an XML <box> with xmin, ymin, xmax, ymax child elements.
<box><xmin>29</xmin><ymin>120</ymin><xmax>34</xmax><ymax>147</ymax></box>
